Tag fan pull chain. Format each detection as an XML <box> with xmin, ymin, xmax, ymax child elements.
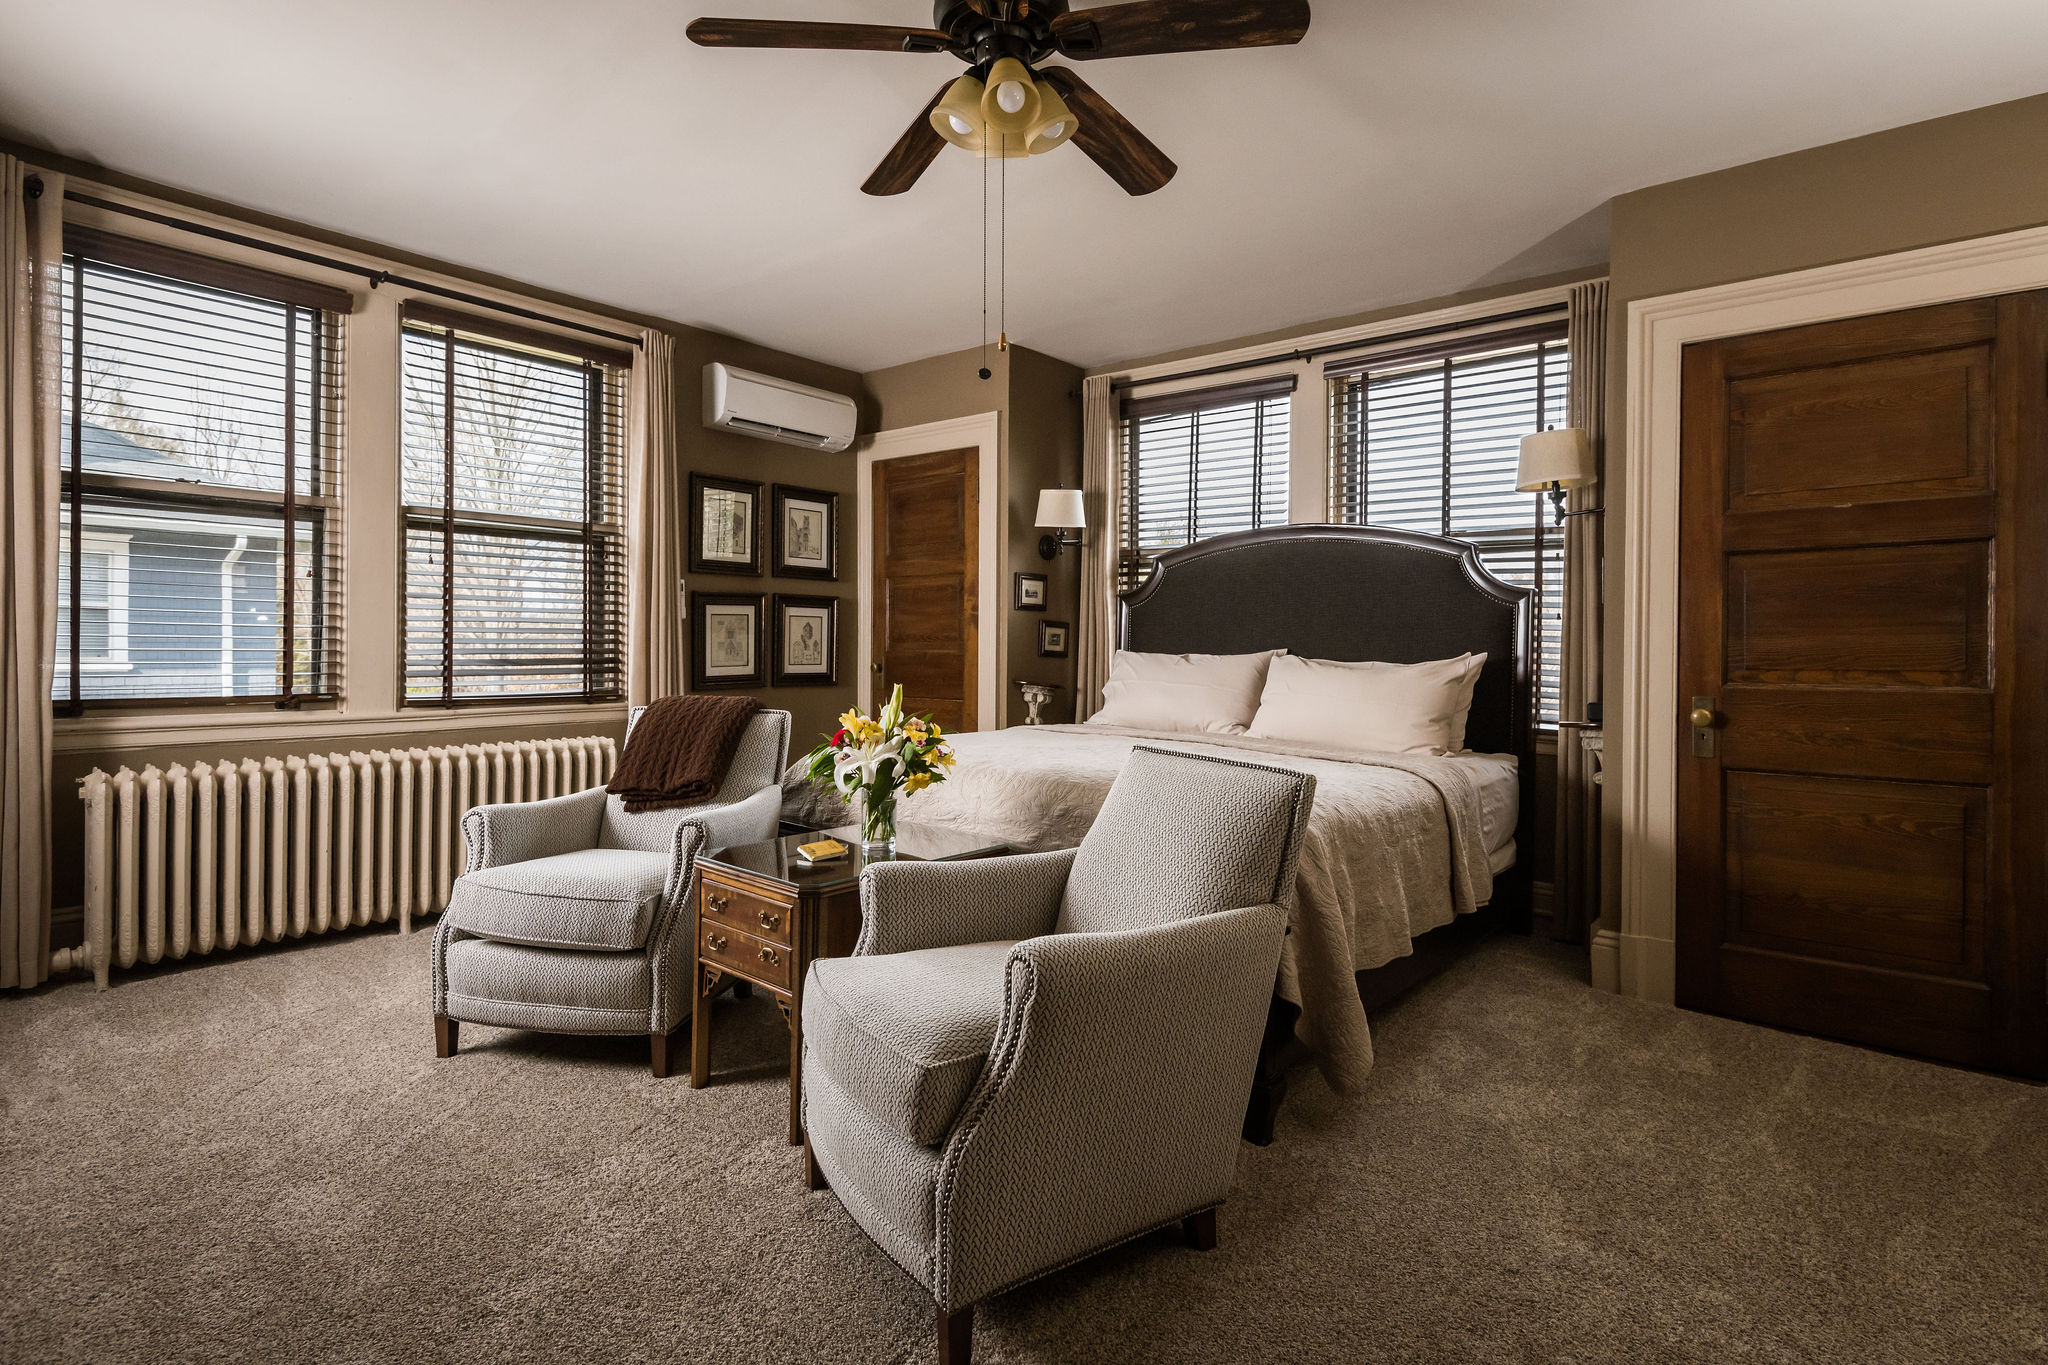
<box><xmin>999</xmin><ymin>131</ymin><xmax>1008</xmax><ymax>355</ymax></box>
<box><xmin>979</xmin><ymin>119</ymin><xmax>991</xmax><ymax>381</ymax></box>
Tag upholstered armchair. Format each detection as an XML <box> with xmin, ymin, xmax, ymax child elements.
<box><xmin>431</xmin><ymin>707</ymin><xmax>791</xmax><ymax>1077</ymax></box>
<box><xmin>799</xmin><ymin>747</ymin><xmax>1314</xmax><ymax>1365</ymax></box>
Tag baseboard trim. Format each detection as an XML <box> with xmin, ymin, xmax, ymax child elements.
<box><xmin>1618</xmin><ymin>930</ymin><xmax>1675</xmax><ymax>1004</ymax></box>
<box><xmin>1589</xmin><ymin>927</ymin><xmax>1621</xmax><ymax>994</ymax></box>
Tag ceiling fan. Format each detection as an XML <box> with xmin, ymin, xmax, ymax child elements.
<box><xmin>686</xmin><ymin>1</ymin><xmax>1312</xmax><ymax>197</ymax></box>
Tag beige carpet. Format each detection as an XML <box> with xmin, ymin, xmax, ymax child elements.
<box><xmin>3</xmin><ymin>928</ymin><xmax>2044</xmax><ymax>1364</ymax></box>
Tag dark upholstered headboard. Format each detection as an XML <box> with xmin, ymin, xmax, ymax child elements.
<box><xmin>1117</xmin><ymin>524</ymin><xmax>1533</xmax><ymax>763</ymax></box>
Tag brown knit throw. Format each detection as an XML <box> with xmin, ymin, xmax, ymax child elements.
<box><xmin>607</xmin><ymin>695</ymin><xmax>762</xmax><ymax>813</ymax></box>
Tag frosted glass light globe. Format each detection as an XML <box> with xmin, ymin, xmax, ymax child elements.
<box><xmin>949</xmin><ymin>115</ymin><xmax>974</xmax><ymax>135</ymax></box>
<box><xmin>996</xmin><ymin>81</ymin><xmax>1027</xmax><ymax>114</ymax></box>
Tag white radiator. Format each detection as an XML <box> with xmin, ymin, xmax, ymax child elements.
<box><xmin>51</xmin><ymin>736</ymin><xmax>618</xmax><ymax>990</ymax></box>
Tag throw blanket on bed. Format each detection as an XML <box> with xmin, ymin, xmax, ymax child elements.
<box><xmin>782</xmin><ymin>724</ymin><xmax>1496</xmax><ymax>1091</ymax></box>
<box><xmin>608</xmin><ymin>695</ymin><xmax>760</xmax><ymax>812</ymax></box>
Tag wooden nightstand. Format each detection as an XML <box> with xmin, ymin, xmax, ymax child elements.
<box><xmin>691</xmin><ymin>825</ymin><xmax>1012</xmax><ymax>1144</ymax></box>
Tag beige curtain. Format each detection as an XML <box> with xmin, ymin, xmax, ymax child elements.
<box><xmin>627</xmin><ymin>329</ymin><xmax>685</xmax><ymax>707</ymax></box>
<box><xmin>1073</xmin><ymin>374</ymin><xmax>1119</xmax><ymax>720</ymax></box>
<box><xmin>2</xmin><ymin>160</ymin><xmax>61</xmax><ymax>989</ymax></box>
<box><xmin>1552</xmin><ymin>279</ymin><xmax>1607</xmax><ymax>944</ymax></box>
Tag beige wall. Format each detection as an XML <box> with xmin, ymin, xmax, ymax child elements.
<box><xmin>1598</xmin><ymin>89</ymin><xmax>2048</xmax><ymax>926</ymax></box>
<box><xmin>860</xmin><ymin>344</ymin><xmax>1085</xmax><ymax>727</ymax></box>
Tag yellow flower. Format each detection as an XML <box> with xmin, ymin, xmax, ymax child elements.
<box><xmin>904</xmin><ymin>771</ymin><xmax>933</xmax><ymax>792</ymax></box>
<box><xmin>937</xmin><ymin>748</ymin><xmax>957</xmax><ymax>767</ymax></box>
<box><xmin>839</xmin><ymin>708</ymin><xmax>866</xmax><ymax>732</ymax></box>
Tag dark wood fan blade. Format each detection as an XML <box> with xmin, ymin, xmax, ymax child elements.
<box><xmin>686</xmin><ymin>18</ymin><xmax>951</xmax><ymax>53</ymax></box>
<box><xmin>1037</xmin><ymin>67</ymin><xmax>1176</xmax><ymax>196</ymax></box>
<box><xmin>862</xmin><ymin>83</ymin><xmax>954</xmax><ymax>196</ymax></box>
<box><xmin>1052</xmin><ymin>0</ymin><xmax>1310</xmax><ymax>60</ymax></box>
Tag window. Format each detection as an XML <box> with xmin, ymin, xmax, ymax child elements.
<box><xmin>1119</xmin><ymin>375</ymin><xmax>1292</xmax><ymax>589</ymax></box>
<box><xmin>399</xmin><ymin>303</ymin><xmax>628</xmax><ymax>705</ymax></box>
<box><xmin>56</xmin><ymin>229</ymin><xmax>347</xmax><ymax>708</ymax></box>
<box><xmin>1328</xmin><ymin>323</ymin><xmax>1570</xmax><ymax>727</ymax></box>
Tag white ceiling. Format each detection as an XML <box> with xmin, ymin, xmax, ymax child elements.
<box><xmin>3</xmin><ymin>1</ymin><xmax>2047</xmax><ymax>372</ymax></box>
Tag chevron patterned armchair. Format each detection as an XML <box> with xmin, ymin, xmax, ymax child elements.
<box><xmin>799</xmin><ymin>746</ymin><xmax>1314</xmax><ymax>1365</ymax></box>
<box><xmin>430</xmin><ymin>706</ymin><xmax>791</xmax><ymax>1077</ymax></box>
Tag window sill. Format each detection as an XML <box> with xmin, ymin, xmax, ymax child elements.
<box><xmin>52</xmin><ymin>699</ymin><xmax>629</xmax><ymax>755</ymax></box>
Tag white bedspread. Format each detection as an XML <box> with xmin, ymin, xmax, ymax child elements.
<box><xmin>783</xmin><ymin>724</ymin><xmax>1501</xmax><ymax>1090</ymax></box>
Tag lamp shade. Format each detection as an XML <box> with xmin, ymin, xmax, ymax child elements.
<box><xmin>1035</xmin><ymin>488</ymin><xmax>1086</xmax><ymax>529</ymax></box>
<box><xmin>930</xmin><ymin>75</ymin><xmax>987</xmax><ymax>151</ymax></box>
<box><xmin>1024</xmin><ymin>80</ymin><xmax>1078</xmax><ymax>155</ymax></box>
<box><xmin>1515</xmin><ymin>427</ymin><xmax>1594</xmax><ymax>492</ymax></box>
<box><xmin>980</xmin><ymin>58</ymin><xmax>1042</xmax><ymax>137</ymax></box>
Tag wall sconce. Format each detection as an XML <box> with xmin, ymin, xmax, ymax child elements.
<box><xmin>1516</xmin><ymin>427</ymin><xmax>1598</xmax><ymax>525</ymax></box>
<box><xmin>1035</xmin><ymin>488</ymin><xmax>1086</xmax><ymax>560</ymax></box>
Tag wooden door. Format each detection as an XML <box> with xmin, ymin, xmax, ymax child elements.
<box><xmin>1677</xmin><ymin>293</ymin><xmax>2048</xmax><ymax>1077</ymax></box>
<box><xmin>872</xmin><ymin>448</ymin><xmax>978</xmax><ymax>732</ymax></box>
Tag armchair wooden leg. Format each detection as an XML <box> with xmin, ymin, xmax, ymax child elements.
<box><xmin>434</xmin><ymin>1014</ymin><xmax>458</xmax><ymax>1059</ymax></box>
<box><xmin>651</xmin><ymin>1027</ymin><xmax>681</xmax><ymax>1079</ymax></box>
<box><xmin>937</xmin><ymin>1304</ymin><xmax>973</xmax><ymax>1365</ymax></box>
<box><xmin>804</xmin><ymin>1134</ymin><xmax>829</xmax><ymax>1191</ymax></box>
<box><xmin>1183</xmin><ymin>1208</ymin><xmax>1218</xmax><ymax>1251</ymax></box>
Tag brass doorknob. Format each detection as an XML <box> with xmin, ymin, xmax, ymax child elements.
<box><xmin>1690</xmin><ymin>707</ymin><xmax>1715</xmax><ymax>729</ymax></box>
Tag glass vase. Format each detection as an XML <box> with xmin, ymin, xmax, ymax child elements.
<box><xmin>860</xmin><ymin>788</ymin><xmax>898</xmax><ymax>859</ymax></box>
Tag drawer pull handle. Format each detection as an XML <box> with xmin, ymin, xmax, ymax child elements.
<box><xmin>758</xmin><ymin>946</ymin><xmax>780</xmax><ymax>967</ymax></box>
<box><xmin>706</xmin><ymin>933</ymin><xmax>728</xmax><ymax>953</ymax></box>
<box><xmin>707</xmin><ymin>893</ymin><xmax>730</xmax><ymax>913</ymax></box>
<box><xmin>758</xmin><ymin>909</ymin><xmax>782</xmax><ymax>931</ymax></box>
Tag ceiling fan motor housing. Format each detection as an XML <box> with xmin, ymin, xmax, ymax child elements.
<box><xmin>934</xmin><ymin>1</ymin><xmax>1069</xmax><ymax>69</ymax></box>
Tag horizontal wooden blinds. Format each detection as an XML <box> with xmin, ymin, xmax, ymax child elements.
<box><xmin>1119</xmin><ymin>374</ymin><xmax>1294</xmax><ymax>590</ymax></box>
<box><xmin>399</xmin><ymin>305</ymin><xmax>628</xmax><ymax>705</ymax></box>
<box><xmin>1327</xmin><ymin>324</ymin><xmax>1569</xmax><ymax>726</ymax></box>
<box><xmin>56</xmin><ymin>232</ymin><xmax>347</xmax><ymax>708</ymax></box>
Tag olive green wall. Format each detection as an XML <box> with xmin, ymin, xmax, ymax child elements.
<box><xmin>860</xmin><ymin>344</ymin><xmax>1085</xmax><ymax>727</ymax></box>
<box><xmin>670</xmin><ymin>332</ymin><xmax>864</xmax><ymax>754</ymax></box>
<box><xmin>1598</xmin><ymin>89</ymin><xmax>2048</xmax><ymax>926</ymax></box>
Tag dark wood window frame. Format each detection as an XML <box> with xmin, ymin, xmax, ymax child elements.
<box><xmin>56</xmin><ymin>228</ymin><xmax>347</xmax><ymax>713</ymax></box>
<box><xmin>399</xmin><ymin>304</ymin><xmax>629</xmax><ymax>707</ymax></box>
<box><xmin>1327</xmin><ymin>322</ymin><xmax>1569</xmax><ymax>730</ymax></box>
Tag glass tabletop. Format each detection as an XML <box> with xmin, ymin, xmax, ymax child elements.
<box><xmin>702</xmin><ymin>825</ymin><xmax>1012</xmax><ymax>892</ymax></box>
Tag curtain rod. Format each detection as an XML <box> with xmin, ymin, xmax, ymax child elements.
<box><xmin>1108</xmin><ymin>302</ymin><xmax>1568</xmax><ymax>392</ymax></box>
<box><xmin>47</xmin><ymin>184</ymin><xmax>642</xmax><ymax>349</ymax></box>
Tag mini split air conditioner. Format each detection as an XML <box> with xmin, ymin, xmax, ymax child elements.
<box><xmin>703</xmin><ymin>363</ymin><xmax>858</xmax><ymax>452</ymax></box>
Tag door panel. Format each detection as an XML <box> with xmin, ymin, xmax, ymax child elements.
<box><xmin>1724</xmin><ymin>542</ymin><xmax>1989</xmax><ymax>686</ymax></box>
<box><xmin>1677</xmin><ymin>294</ymin><xmax>2048</xmax><ymax>1077</ymax></box>
<box><xmin>872</xmin><ymin>448</ymin><xmax>977</xmax><ymax>734</ymax></box>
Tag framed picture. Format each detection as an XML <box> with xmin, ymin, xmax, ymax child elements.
<box><xmin>1013</xmin><ymin>571</ymin><xmax>1048</xmax><ymax>611</ymax></box>
<box><xmin>690</xmin><ymin>473</ymin><xmax>762</xmax><ymax>576</ymax></box>
<box><xmin>772</xmin><ymin>484</ymin><xmax>838</xmax><ymax>581</ymax></box>
<box><xmin>691</xmin><ymin>592</ymin><xmax>765</xmax><ymax>690</ymax></box>
<box><xmin>772</xmin><ymin>594</ymin><xmax>839</xmax><ymax>687</ymax></box>
<box><xmin>1038</xmin><ymin>619</ymin><xmax>1070</xmax><ymax>658</ymax></box>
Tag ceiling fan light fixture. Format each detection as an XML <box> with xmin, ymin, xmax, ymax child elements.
<box><xmin>930</xmin><ymin>74</ymin><xmax>987</xmax><ymax>151</ymax></box>
<box><xmin>1024</xmin><ymin>80</ymin><xmax>1078</xmax><ymax>156</ymax></box>
<box><xmin>979</xmin><ymin>58</ymin><xmax>1040</xmax><ymax>136</ymax></box>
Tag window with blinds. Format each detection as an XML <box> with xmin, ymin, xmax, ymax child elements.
<box><xmin>55</xmin><ymin>228</ymin><xmax>348</xmax><ymax>709</ymax></box>
<box><xmin>1328</xmin><ymin>323</ymin><xmax>1570</xmax><ymax>728</ymax></box>
<box><xmin>399</xmin><ymin>304</ymin><xmax>628</xmax><ymax>705</ymax></box>
<box><xmin>1119</xmin><ymin>375</ymin><xmax>1292</xmax><ymax>590</ymax></box>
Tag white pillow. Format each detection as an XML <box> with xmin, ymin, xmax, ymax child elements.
<box><xmin>1087</xmin><ymin>649</ymin><xmax>1285</xmax><ymax>735</ymax></box>
<box><xmin>1247</xmin><ymin>653</ymin><xmax>1487</xmax><ymax>756</ymax></box>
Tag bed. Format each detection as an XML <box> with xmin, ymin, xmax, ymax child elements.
<box><xmin>785</xmin><ymin>524</ymin><xmax>1533</xmax><ymax>1137</ymax></box>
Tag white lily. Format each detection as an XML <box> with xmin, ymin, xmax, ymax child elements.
<box><xmin>833</xmin><ymin>734</ymin><xmax>906</xmax><ymax>796</ymax></box>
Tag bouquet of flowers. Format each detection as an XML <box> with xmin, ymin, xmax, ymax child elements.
<box><xmin>802</xmin><ymin>683</ymin><xmax>956</xmax><ymax>853</ymax></box>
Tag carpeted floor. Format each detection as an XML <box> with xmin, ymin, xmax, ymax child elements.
<box><xmin>3</xmin><ymin>928</ymin><xmax>2044</xmax><ymax>1364</ymax></box>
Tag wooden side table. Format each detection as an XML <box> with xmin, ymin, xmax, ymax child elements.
<box><xmin>691</xmin><ymin>825</ymin><xmax>1012</xmax><ymax>1144</ymax></box>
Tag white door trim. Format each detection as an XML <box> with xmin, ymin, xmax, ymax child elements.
<box><xmin>854</xmin><ymin>411</ymin><xmax>1003</xmax><ymax>730</ymax></box>
<box><xmin>1610</xmin><ymin>221</ymin><xmax>2048</xmax><ymax>1003</ymax></box>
